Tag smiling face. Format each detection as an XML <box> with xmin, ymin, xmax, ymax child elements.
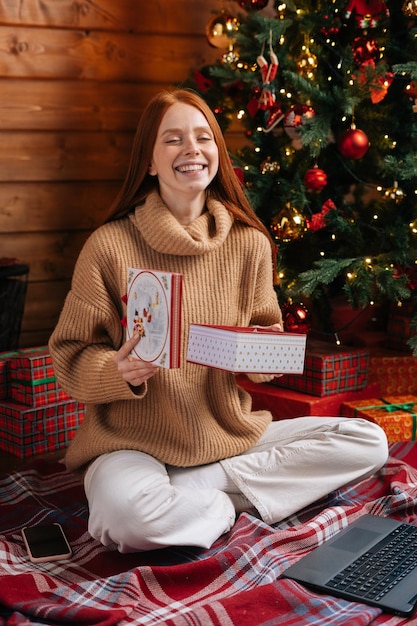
<box><xmin>148</xmin><ymin>102</ymin><xmax>219</xmax><ymax>211</ymax></box>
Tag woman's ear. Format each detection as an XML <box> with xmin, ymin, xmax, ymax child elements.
<box><xmin>148</xmin><ymin>162</ymin><xmax>157</xmax><ymax>176</ymax></box>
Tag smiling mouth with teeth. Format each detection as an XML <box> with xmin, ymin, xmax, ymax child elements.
<box><xmin>177</xmin><ymin>164</ymin><xmax>205</xmax><ymax>172</ymax></box>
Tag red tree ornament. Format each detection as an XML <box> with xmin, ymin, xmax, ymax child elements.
<box><xmin>338</xmin><ymin>126</ymin><xmax>369</xmax><ymax>159</ymax></box>
<box><xmin>352</xmin><ymin>35</ymin><xmax>380</xmax><ymax>67</ymax></box>
<box><xmin>307</xmin><ymin>199</ymin><xmax>336</xmax><ymax>231</ymax></box>
<box><xmin>283</xmin><ymin>104</ymin><xmax>316</xmax><ymax>141</ymax></box>
<box><xmin>304</xmin><ymin>167</ymin><xmax>328</xmax><ymax>192</ymax></box>
<box><xmin>236</xmin><ymin>0</ymin><xmax>269</xmax><ymax>9</ymax></box>
<box><xmin>345</xmin><ymin>0</ymin><xmax>390</xmax><ymax>29</ymax></box>
<box><xmin>282</xmin><ymin>301</ymin><xmax>312</xmax><ymax>334</ymax></box>
<box><xmin>255</xmin><ymin>43</ymin><xmax>284</xmax><ymax>132</ymax></box>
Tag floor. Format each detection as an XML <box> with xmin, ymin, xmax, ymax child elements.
<box><xmin>0</xmin><ymin>449</ymin><xmax>66</xmax><ymax>475</ymax></box>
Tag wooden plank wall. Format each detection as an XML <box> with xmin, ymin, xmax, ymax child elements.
<box><xmin>0</xmin><ymin>0</ymin><xmax>253</xmax><ymax>347</ymax></box>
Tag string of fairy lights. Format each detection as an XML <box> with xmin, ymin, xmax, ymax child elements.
<box><xmin>203</xmin><ymin>1</ymin><xmax>417</xmax><ymax>340</ymax></box>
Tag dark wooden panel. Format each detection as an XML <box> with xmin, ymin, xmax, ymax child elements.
<box><xmin>0</xmin><ymin>131</ymin><xmax>132</xmax><ymax>181</ymax></box>
<box><xmin>0</xmin><ymin>181</ymin><xmax>120</xmax><ymax>232</ymax></box>
<box><xmin>18</xmin><ymin>329</ymin><xmax>53</xmax><ymax>348</ymax></box>
<box><xmin>0</xmin><ymin>231</ymin><xmax>90</xmax><ymax>281</ymax></box>
<box><xmin>21</xmin><ymin>279</ymin><xmax>70</xmax><ymax>333</ymax></box>
<box><xmin>0</xmin><ymin>27</ymin><xmax>219</xmax><ymax>81</ymax></box>
<box><xmin>0</xmin><ymin>0</ymin><xmax>223</xmax><ymax>36</ymax></box>
<box><xmin>0</xmin><ymin>129</ymin><xmax>247</xmax><ymax>183</ymax></box>
<box><xmin>0</xmin><ymin>79</ymin><xmax>165</xmax><ymax>131</ymax></box>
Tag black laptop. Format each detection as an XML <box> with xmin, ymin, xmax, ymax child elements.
<box><xmin>283</xmin><ymin>514</ymin><xmax>417</xmax><ymax>617</ymax></box>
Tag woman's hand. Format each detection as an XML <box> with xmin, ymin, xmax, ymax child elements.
<box><xmin>254</xmin><ymin>322</ymin><xmax>283</xmax><ymax>333</ymax></box>
<box><xmin>113</xmin><ymin>334</ymin><xmax>159</xmax><ymax>387</ymax></box>
<box><xmin>246</xmin><ymin>322</ymin><xmax>284</xmax><ymax>383</ymax></box>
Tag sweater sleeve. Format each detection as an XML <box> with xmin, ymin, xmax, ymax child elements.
<box><xmin>247</xmin><ymin>231</ymin><xmax>282</xmax><ymax>328</ymax></box>
<box><xmin>48</xmin><ymin>228</ymin><xmax>146</xmax><ymax>404</ymax></box>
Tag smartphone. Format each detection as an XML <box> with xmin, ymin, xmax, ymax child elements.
<box><xmin>21</xmin><ymin>523</ymin><xmax>72</xmax><ymax>563</ymax></box>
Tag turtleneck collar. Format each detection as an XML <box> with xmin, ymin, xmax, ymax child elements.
<box><xmin>129</xmin><ymin>190</ymin><xmax>234</xmax><ymax>256</ymax></box>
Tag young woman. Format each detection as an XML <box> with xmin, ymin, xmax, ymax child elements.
<box><xmin>49</xmin><ymin>89</ymin><xmax>388</xmax><ymax>552</ymax></box>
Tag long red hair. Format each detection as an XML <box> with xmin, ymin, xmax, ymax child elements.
<box><xmin>106</xmin><ymin>89</ymin><xmax>272</xmax><ymax>245</ymax></box>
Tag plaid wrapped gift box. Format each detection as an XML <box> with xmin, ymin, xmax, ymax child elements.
<box><xmin>0</xmin><ymin>399</ymin><xmax>85</xmax><ymax>458</ymax></box>
<box><xmin>273</xmin><ymin>340</ymin><xmax>369</xmax><ymax>397</ymax></box>
<box><xmin>0</xmin><ymin>350</ymin><xmax>20</xmax><ymax>400</ymax></box>
<box><xmin>7</xmin><ymin>348</ymin><xmax>70</xmax><ymax>407</ymax></box>
<box><xmin>0</xmin><ymin>347</ymin><xmax>47</xmax><ymax>400</ymax></box>
<box><xmin>340</xmin><ymin>395</ymin><xmax>417</xmax><ymax>443</ymax></box>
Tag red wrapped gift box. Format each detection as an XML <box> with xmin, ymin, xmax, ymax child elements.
<box><xmin>273</xmin><ymin>340</ymin><xmax>369</xmax><ymax>397</ymax></box>
<box><xmin>7</xmin><ymin>348</ymin><xmax>70</xmax><ymax>407</ymax></box>
<box><xmin>368</xmin><ymin>349</ymin><xmax>417</xmax><ymax>395</ymax></box>
<box><xmin>237</xmin><ymin>375</ymin><xmax>381</xmax><ymax>420</ymax></box>
<box><xmin>0</xmin><ymin>347</ymin><xmax>44</xmax><ymax>400</ymax></box>
<box><xmin>0</xmin><ymin>399</ymin><xmax>85</xmax><ymax>458</ymax></box>
<box><xmin>340</xmin><ymin>395</ymin><xmax>417</xmax><ymax>443</ymax></box>
<box><xmin>0</xmin><ymin>350</ymin><xmax>20</xmax><ymax>400</ymax></box>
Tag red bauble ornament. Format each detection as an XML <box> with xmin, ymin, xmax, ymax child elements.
<box><xmin>304</xmin><ymin>167</ymin><xmax>328</xmax><ymax>192</ymax></box>
<box><xmin>282</xmin><ymin>302</ymin><xmax>311</xmax><ymax>334</ymax></box>
<box><xmin>237</xmin><ymin>0</ymin><xmax>268</xmax><ymax>9</ymax></box>
<box><xmin>337</xmin><ymin>127</ymin><xmax>369</xmax><ymax>159</ymax></box>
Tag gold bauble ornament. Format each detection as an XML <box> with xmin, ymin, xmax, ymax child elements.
<box><xmin>403</xmin><ymin>1</ymin><xmax>417</xmax><ymax>17</ymax></box>
<box><xmin>297</xmin><ymin>46</ymin><xmax>318</xmax><ymax>79</ymax></box>
<box><xmin>383</xmin><ymin>181</ymin><xmax>405</xmax><ymax>204</ymax></box>
<box><xmin>271</xmin><ymin>203</ymin><xmax>306</xmax><ymax>242</ymax></box>
<box><xmin>206</xmin><ymin>13</ymin><xmax>239</xmax><ymax>49</ymax></box>
<box><xmin>261</xmin><ymin>157</ymin><xmax>281</xmax><ymax>174</ymax></box>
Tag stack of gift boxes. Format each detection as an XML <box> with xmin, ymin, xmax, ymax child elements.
<box><xmin>1</xmin><ymin>303</ymin><xmax>416</xmax><ymax>457</ymax></box>
<box><xmin>0</xmin><ymin>347</ymin><xmax>84</xmax><ymax>458</ymax></box>
<box><xmin>239</xmin><ymin>323</ymin><xmax>417</xmax><ymax>444</ymax></box>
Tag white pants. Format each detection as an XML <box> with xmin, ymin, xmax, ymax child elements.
<box><xmin>84</xmin><ymin>417</ymin><xmax>388</xmax><ymax>552</ymax></box>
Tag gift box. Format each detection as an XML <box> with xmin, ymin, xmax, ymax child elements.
<box><xmin>0</xmin><ymin>399</ymin><xmax>85</xmax><ymax>458</ymax></box>
<box><xmin>0</xmin><ymin>350</ymin><xmax>20</xmax><ymax>400</ymax></box>
<box><xmin>7</xmin><ymin>348</ymin><xmax>70</xmax><ymax>407</ymax></box>
<box><xmin>0</xmin><ymin>347</ymin><xmax>47</xmax><ymax>400</ymax></box>
<box><xmin>187</xmin><ymin>325</ymin><xmax>306</xmax><ymax>373</ymax></box>
<box><xmin>368</xmin><ymin>348</ymin><xmax>417</xmax><ymax>395</ymax></box>
<box><xmin>273</xmin><ymin>340</ymin><xmax>369</xmax><ymax>397</ymax></box>
<box><xmin>340</xmin><ymin>395</ymin><xmax>417</xmax><ymax>443</ymax></box>
<box><xmin>237</xmin><ymin>375</ymin><xmax>381</xmax><ymax>420</ymax></box>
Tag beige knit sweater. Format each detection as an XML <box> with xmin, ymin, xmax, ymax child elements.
<box><xmin>49</xmin><ymin>192</ymin><xmax>282</xmax><ymax>473</ymax></box>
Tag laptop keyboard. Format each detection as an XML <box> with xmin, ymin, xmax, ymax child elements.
<box><xmin>326</xmin><ymin>523</ymin><xmax>417</xmax><ymax>602</ymax></box>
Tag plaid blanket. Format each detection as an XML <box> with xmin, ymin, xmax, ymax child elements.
<box><xmin>1</xmin><ymin>443</ymin><xmax>417</xmax><ymax>625</ymax></box>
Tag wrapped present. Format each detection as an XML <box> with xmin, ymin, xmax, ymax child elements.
<box><xmin>340</xmin><ymin>395</ymin><xmax>417</xmax><ymax>443</ymax></box>
<box><xmin>368</xmin><ymin>349</ymin><xmax>417</xmax><ymax>395</ymax></box>
<box><xmin>0</xmin><ymin>346</ymin><xmax>47</xmax><ymax>400</ymax></box>
<box><xmin>0</xmin><ymin>350</ymin><xmax>20</xmax><ymax>400</ymax></box>
<box><xmin>0</xmin><ymin>399</ymin><xmax>85</xmax><ymax>458</ymax></box>
<box><xmin>273</xmin><ymin>340</ymin><xmax>369</xmax><ymax>396</ymax></box>
<box><xmin>187</xmin><ymin>325</ymin><xmax>306</xmax><ymax>373</ymax></box>
<box><xmin>7</xmin><ymin>348</ymin><xmax>70</xmax><ymax>407</ymax></box>
<box><xmin>237</xmin><ymin>375</ymin><xmax>381</xmax><ymax>420</ymax></box>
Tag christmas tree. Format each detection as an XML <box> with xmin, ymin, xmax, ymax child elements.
<box><xmin>188</xmin><ymin>0</ymin><xmax>417</xmax><ymax>355</ymax></box>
